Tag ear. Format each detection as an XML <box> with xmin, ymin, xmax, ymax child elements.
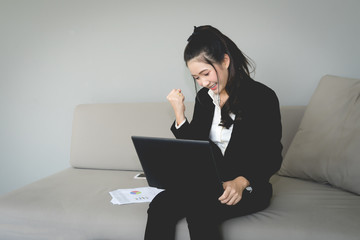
<box><xmin>222</xmin><ymin>54</ymin><xmax>230</xmax><ymax>69</ymax></box>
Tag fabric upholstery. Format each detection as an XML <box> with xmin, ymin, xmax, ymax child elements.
<box><xmin>70</xmin><ymin>102</ymin><xmax>194</xmax><ymax>170</ymax></box>
<box><xmin>0</xmin><ymin>168</ymin><xmax>150</xmax><ymax>240</ymax></box>
<box><xmin>1</xmin><ymin>169</ymin><xmax>359</xmax><ymax>240</ymax></box>
<box><xmin>224</xmin><ymin>175</ymin><xmax>360</xmax><ymax>240</ymax></box>
<box><xmin>1</xmin><ymin>100</ymin><xmax>359</xmax><ymax>240</ymax></box>
<box><xmin>279</xmin><ymin>105</ymin><xmax>306</xmax><ymax>156</ymax></box>
<box><xmin>279</xmin><ymin>75</ymin><xmax>360</xmax><ymax>195</ymax></box>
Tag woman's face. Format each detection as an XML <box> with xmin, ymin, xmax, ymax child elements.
<box><xmin>187</xmin><ymin>54</ymin><xmax>230</xmax><ymax>95</ymax></box>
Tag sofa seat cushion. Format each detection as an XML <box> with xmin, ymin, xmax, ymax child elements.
<box><xmin>0</xmin><ymin>168</ymin><xmax>150</xmax><ymax>240</ymax></box>
<box><xmin>224</xmin><ymin>174</ymin><xmax>360</xmax><ymax>240</ymax></box>
<box><xmin>1</xmin><ymin>169</ymin><xmax>359</xmax><ymax>240</ymax></box>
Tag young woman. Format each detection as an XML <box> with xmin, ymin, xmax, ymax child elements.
<box><xmin>145</xmin><ymin>25</ymin><xmax>283</xmax><ymax>240</ymax></box>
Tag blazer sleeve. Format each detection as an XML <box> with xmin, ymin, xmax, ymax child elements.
<box><xmin>171</xmin><ymin>89</ymin><xmax>213</xmax><ymax>140</ymax></box>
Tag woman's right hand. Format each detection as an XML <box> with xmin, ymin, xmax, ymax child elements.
<box><xmin>167</xmin><ymin>89</ymin><xmax>186</xmax><ymax>125</ymax></box>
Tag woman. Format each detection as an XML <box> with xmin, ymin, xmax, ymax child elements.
<box><xmin>145</xmin><ymin>25</ymin><xmax>283</xmax><ymax>240</ymax></box>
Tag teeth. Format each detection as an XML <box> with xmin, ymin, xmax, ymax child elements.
<box><xmin>210</xmin><ymin>83</ymin><xmax>217</xmax><ymax>89</ymax></box>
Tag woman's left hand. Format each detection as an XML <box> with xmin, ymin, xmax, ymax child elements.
<box><xmin>218</xmin><ymin>176</ymin><xmax>250</xmax><ymax>205</ymax></box>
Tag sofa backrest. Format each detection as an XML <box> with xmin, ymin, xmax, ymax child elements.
<box><xmin>70</xmin><ymin>102</ymin><xmax>194</xmax><ymax>171</ymax></box>
<box><xmin>70</xmin><ymin>102</ymin><xmax>304</xmax><ymax>171</ymax></box>
<box><xmin>280</xmin><ymin>106</ymin><xmax>306</xmax><ymax>156</ymax></box>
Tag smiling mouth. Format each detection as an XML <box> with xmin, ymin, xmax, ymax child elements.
<box><xmin>210</xmin><ymin>83</ymin><xmax>217</xmax><ymax>90</ymax></box>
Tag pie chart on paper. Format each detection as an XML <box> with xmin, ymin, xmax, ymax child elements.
<box><xmin>130</xmin><ymin>191</ymin><xmax>141</xmax><ymax>195</ymax></box>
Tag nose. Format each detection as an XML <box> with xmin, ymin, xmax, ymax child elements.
<box><xmin>198</xmin><ymin>78</ymin><xmax>210</xmax><ymax>87</ymax></box>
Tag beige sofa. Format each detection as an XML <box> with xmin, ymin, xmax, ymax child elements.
<box><xmin>0</xmin><ymin>75</ymin><xmax>359</xmax><ymax>240</ymax></box>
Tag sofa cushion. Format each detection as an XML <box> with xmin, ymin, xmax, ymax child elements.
<box><xmin>1</xmin><ymin>170</ymin><xmax>359</xmax><ymax>240</ymax></box>
<box><xmin>279</xmin><ymin>75</ymin><xmax>360</xmax><ymax>195</ymax></box>
<box><xmin>279</xmin><ymin>106</ymin><xmax>306</xmax><ymax>157</ymax></box>
<box><xmin>70</xmin><ymin>102</ymin><xmax>194</xmax><ymax>171</ymax></box>
<box><xmin>0</xmin><ymin>168</ymin><xmax>151</xmax><ymax>240</ymax></box>
<box><xmin>224</xmin><ymin>175</ymin><xmax>360</xmax><ymax>240</ymax></box>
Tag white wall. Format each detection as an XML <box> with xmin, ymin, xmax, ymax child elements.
<box><xmin>1</xmin><ymin>0</ymin><xmax>359</xmax><ymax>195</ymax></box>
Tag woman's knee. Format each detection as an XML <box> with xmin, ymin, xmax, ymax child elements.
<box><xmin>147</xmin><ymin>190</ymin><xmax>185</xmax><ymax>220</ymax></box>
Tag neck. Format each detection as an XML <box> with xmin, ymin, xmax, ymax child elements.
<box><xmin>219</xmin><ymin>91</ymin><xmax>229</xmax><ymax>108</ymax></box>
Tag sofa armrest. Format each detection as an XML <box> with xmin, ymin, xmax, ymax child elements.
<box><xmin>280</xmin><ymin>106</ymin><xmax>306</xmax><ymax>157</ymax></box>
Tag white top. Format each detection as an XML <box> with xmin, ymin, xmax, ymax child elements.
<box><xmin>207</xmin><ymin>90</ymin><xmax>235</xmax><ymax>155</ymax></box>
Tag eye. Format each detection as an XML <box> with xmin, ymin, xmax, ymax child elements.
<box><xmin>203</xmin><ymin>71</ymin><xmax>210</xmax><ymax>76</ymax></box>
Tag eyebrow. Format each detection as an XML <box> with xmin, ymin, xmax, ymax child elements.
<box><xmin>192</xmin><ymin>69</ymin><xmax>209</xmax><ymax>77</ymax></box>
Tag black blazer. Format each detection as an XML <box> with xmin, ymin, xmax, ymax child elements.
<box><xmin>171</xmin><ymin>80</ymin><xmax>283</xmax><ymax>194</ymax></box>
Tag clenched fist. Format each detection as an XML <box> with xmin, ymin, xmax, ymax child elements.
<box><xmin>167</xmin><ymin>89</ymin><xmax>186</xmax><ymax>126</ymax></box>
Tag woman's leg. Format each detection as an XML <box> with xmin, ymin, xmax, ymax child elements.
<box><xmin>186</xmin><ymin>206</ymin><xmax>224</xmax><ymax>240</ymax></box>
<box><xmin>182</xmin><ymin>195</ymin><xmax>223</xmax><ymax>240</ymax></box>
<box><xmin>185</xmin><ymin>186</ymin><xmax>272</xmax><ymax>240</ymax></box>
<box><xmin>145</xmin><ymin>185</ymin><xmax>272</xmax><ymax>240</ymax></box>
<box><xmin>144</xmin><ymin>190</ymin><xmax>185</xmax><ymax>240</ymax></box>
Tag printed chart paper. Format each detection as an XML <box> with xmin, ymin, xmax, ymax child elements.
<box><xmin>109</xmin><ymin>187</ymin><xmax>164</xmax><ymax>205</ymax></box>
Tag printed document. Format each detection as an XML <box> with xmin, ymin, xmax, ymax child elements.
<box><xmin>109</xmin><ymin>187</ymin><xmax>164</xmax><ymax>205</ymax></box>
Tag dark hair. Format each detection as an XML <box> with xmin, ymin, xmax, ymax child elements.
<box><xmin>184</xmin><ymin>25</ymin><xmax>255</xmax><ymax>129</ymax></box>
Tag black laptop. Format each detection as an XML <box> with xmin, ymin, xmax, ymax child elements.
<box><xmin>131</xmin><ymin>136</ymin><xmax>223</xmax><ymax>196</ymax></box>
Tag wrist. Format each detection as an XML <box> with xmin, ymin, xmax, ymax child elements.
<box><xmin>175</xmin><ymin>113</ymin><xmax>185</xmax><ymax>125</ymax></box>
<box><xmin>235</xmin><ymin>176</ymin><xmax>250</xmax><ymax>189</ymax></box>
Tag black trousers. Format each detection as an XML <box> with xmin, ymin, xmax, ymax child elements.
<box><xmin>144</xmin><ymin>186</ymin><xmax>272</xmax><ymax>240</ymax></box>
